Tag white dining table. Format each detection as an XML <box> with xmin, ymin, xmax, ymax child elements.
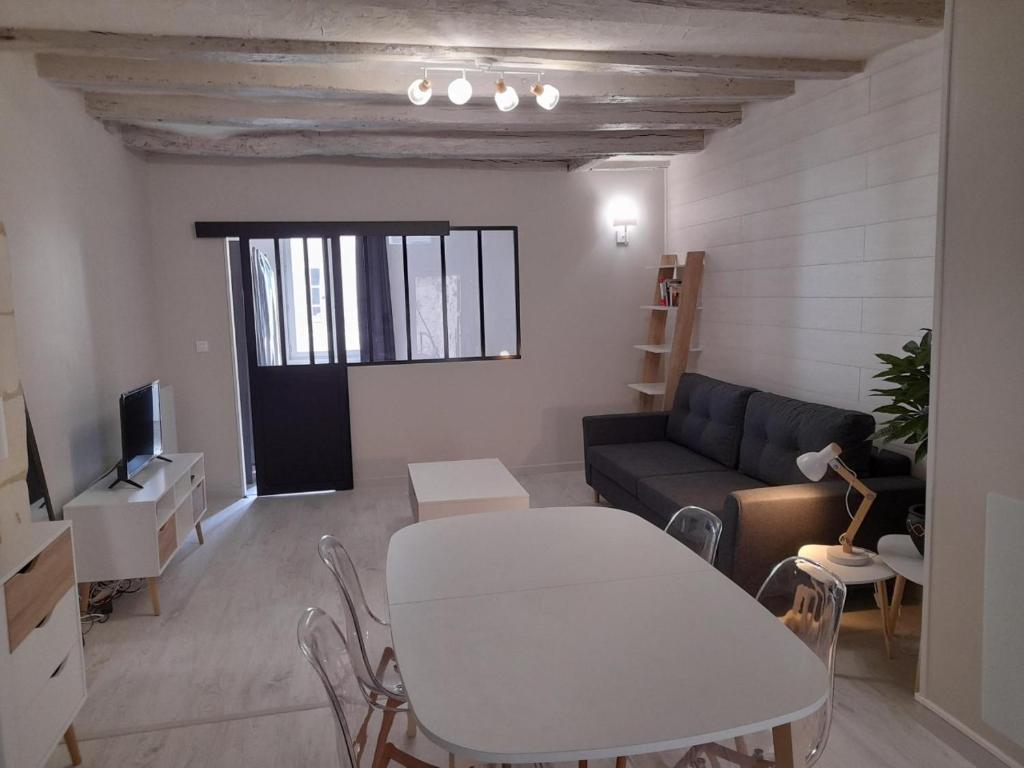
<box><xmin>386</xmin><ymin>506</ymin><xmax>827</xmax><ymax>768</ymax></box>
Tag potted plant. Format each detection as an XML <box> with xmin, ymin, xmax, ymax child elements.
<box><xmin>871</xmin><ymin>328</ymin><xmax>931</xmax><ymax>554</ymax></box>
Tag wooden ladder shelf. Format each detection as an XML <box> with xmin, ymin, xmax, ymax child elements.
<box><xmin>628</xmin><ymin>250</ymin><xmax>705</xmax><ymax>411</ymax></box>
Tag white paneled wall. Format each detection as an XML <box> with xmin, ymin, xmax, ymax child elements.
<box><xmin>666</xmin><ymin>35</ymin><xmax>942</xmax><ymax>418</ymax></box>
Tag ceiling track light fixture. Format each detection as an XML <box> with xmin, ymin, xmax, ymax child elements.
<box><xmin>531</xmin><ymin>75</ymin><xmax>560</xmax><ymax>111</ymax></box>
<box><xmin>407</xmin><ymin>68</ymin><xmax>432</xmax><ymax>106</ymax></box>
<box><xmin>406</xmin><ymin>67</ymin><xmax>558</xmax><ymax>112</ymax></box>
<box><xmin>494</xmin><ymin>74</ymin><xmax>519</xmax><ymax>112</ymax></box>
<box><xmin>447</xmin><ymin>70</ymin><xmax>473</xmax><ymax>105</ymax></box>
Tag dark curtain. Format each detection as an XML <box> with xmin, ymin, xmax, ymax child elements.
<box><xmin>355</xmin><ymin>235</ymin><xmax>396</xmax><ymax>362</ymax></box>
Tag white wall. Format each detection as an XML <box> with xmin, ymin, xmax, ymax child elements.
<box><xmin>144</xmin><ymin>160</ymin><xmax>664</xmax><ymax>492</ymax></box>
<box><xmin>0</xmin><ymin>53</ymin><xmax>161</xmax><ymax>509</ymax></box>
<box><xmin>921</xmin><ymin>2</ymin><xmax>1024</xmax><ymax>764</ymax></box>
<box><xmin>665</xmin><ymin>35</ymin><xmax>942</xmax><ymax>428</ymax></box>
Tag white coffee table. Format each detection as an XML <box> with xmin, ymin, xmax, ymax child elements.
<box><xmin>407</xmin><ymin>458</ymin><xmax>529</xmax><ymax>522</ymax></box>
<box><xmin>798</xmin><ymin>544</ymin><xmax>897</xmax><ymax>658</ymax></box>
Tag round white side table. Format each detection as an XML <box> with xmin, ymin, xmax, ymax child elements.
<box><xmin>798</xmin><ymin>543</ymin><xmax>897</xmax><ymax>658</ymax></box>
<box><xmin>877</xmin><ymin>534</ymin><xmax>926</xmax><ymax>639</ymax></box>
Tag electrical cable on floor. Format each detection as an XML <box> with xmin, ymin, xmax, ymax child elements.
<box><xmin>79</xmin><ymin>578</ymin><xmax>148</xmax><ymax>640</ymax></box>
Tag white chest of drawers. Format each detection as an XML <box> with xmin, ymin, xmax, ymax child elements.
<box><xmin>0</xmin><ymin>521</ymin><xmax>86</xmax><ymax>768</ymax></box>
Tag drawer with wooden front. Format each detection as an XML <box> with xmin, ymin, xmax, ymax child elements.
<box><xmin>4</xmin><ymin>529</ymin><xmax>75</xmax><ymax>654</ymax></box>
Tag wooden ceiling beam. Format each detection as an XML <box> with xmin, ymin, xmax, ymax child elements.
<box><xmin>35</xmin><ymin>54</ymin><xmax>795</xmax><ymax>104</ymax></box>
<box><xmin>635</xmin><ymin>0</ymin><xmax>943</xmax><ymax>26</ymax></box>
<box><xmin>0</xmin><ymin>28</ymin><xmax>863</xmax><ymax>79</ymax></box>
<box><xmin>83</xmin><ymin>93</ymin><xmax>743</xmax><ymax>132</ymax></box>
<box><xmin>112</xmin><ymin>125</ymin><xmax>706</xmax><ymax>159</ymax></box>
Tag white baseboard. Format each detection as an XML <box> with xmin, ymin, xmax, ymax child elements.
<box><xmin>915</xmin><ymin>693</ymin><xmax>1024</xmax><ymax>768</ymax></box>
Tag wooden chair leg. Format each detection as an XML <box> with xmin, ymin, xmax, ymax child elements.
<box><xmin>406</xmin><ymin>708</ymin><xmax>417</xmax><ymax>739</ymax></box>
<box><xmin>64</xmin><ymin>724</ymin><xmax>82</xmax><ymax>765</ymax></box>
<box><xmin>147</xmin><ymin>577</ymin><xmax>161</xmax><ymax>616</ymax></box>
<box><xmin>615</xmin><ymin>757</ymin><xmax>628</xmax><ymax>768</ymax></box>
<box><xmin>578</xmin><ymin>761</ymin><xmax>588</xmax><ymax>768</ymax></box>
<box><xmin>384</xmin><ymin>742</ymin><xmax>442</xmax><ymax>768</ymax></box>
<box><xmin>592</xmin><ymin>489</ymin><xmax>600</xmax><ymax>503</ymax></box>
<box><xmin>371</xmin><ymin>698</ymin><xmax>401</xmax><ymax>768</ymax></box>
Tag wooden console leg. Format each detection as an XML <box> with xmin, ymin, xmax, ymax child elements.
<box><xmin>772</xmin><ymin>722</ymin><xmax>799</xmax><ymax>768</ymax></box>
<box><xmin>593</xmin><ymin>489</ymin><xmax>600</xmax><ymax>503</ymax></box>
<box><xmin>195</xmin><ymin>520</ymin><xmax>205</xmax><ymax>545</ymax></box>
<box><xmin>64</xmin><ymin>724</ymin><xmax>82</xmax><ymax>765</ymax></box>
<box><xmin>78</xmin><ymin>583</ymin><xmax>91</xmax><ymax>615</ymax></box>
<box><xmin>147</xmin><ymin>577</ymin><xmax>161</xmax><ymax>616</ymax></box>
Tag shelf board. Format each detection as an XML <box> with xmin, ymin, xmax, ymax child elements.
<box><xmin>634</xmin><ymin>345</ymin><xmax>703</xmax><ymax>354</ymax></box>
<box><xmin>634</xmin><ymin>344</ymin><xmax>670</xmax><ymax>354</ymax></box>
<box><xmin>641</xmin><ymin>305</ymin><xmax>702</xmax><ymax>311</ymax></box>
<box><xmin>628</xmin><ymin>382</ymin><xmax>666</xmax><ymax>396</ymax></box>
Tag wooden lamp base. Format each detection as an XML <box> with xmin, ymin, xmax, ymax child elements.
<box><xmin>826</xmin><ymin>544</ymin><xmax>872</xmax><ymax>567</ymax></box>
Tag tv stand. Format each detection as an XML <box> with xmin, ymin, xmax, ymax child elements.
<box><xmin>108</xmin><ymin>477</ymin><xmax>144</xmax><ymax>490</ymax></box>
<box><xmin>64</xmin><ymin>453</ymin><xmax>207</xmax><ymax>617</ymax></box>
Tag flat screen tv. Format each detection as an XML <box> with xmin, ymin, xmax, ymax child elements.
<box><xmin>115</xmin><ymin>381</ymin><xmax>164</xmax><ymax>487</ymax></box>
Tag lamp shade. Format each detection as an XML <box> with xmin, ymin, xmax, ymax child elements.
<box><xmin>407</xmin><ymin>78</ymin><xmax>432</xmax><ymax>106</ymax></box>
<box><xmin>447</xmin><ymin>76</ymin><xmax>473</xmax><ymax>105</ymax></box>
<box><xmin>796</xmin><ymin>443</ymin><xmax>840</xmax><ymax>482</ymax></box>
<box><xmin>494</xmin><ymin>79</ymin><xmax>519</xmax><ymax>112</ymax></box>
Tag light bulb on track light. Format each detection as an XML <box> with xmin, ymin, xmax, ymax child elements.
<box><xmin>448</xmin><ymin>73</ymin><xmax>473</xmax><ymax>105</ymax></box>
<box><xmin>531</xmin><ymin>81</ymin><xmax>560</xmax><ymax>110</ymax></box>
<box><xmin>407</xmin><ymin>76</ymin><xmax>432</xmax><ymax>106</ymax></box>
<box><xmin>494</xmin><ymin>78</ymin><xmax>519</xmax><ymax>112</ymax></box>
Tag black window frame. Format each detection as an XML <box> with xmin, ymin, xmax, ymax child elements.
<box><xmin>349</xmin><ymin>226</ymin><xmax>521</xmax><ymax>367</ymax></box>
<box><xmin>197</xmin><ymin>221</ymin><xmax>522</xmax><ymax>367</ymax></box>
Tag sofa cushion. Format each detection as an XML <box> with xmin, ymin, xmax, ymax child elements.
<box><xmin>637</xmin><ymin>470</ymin><xmax>767</xmax><ymax>523</ymax></box>
<box><xmin>588</xmin><ymin>441</ymin><xmax>727</xmax><ymax>496</ymax></box>
<box><xmin>738</xmin><ymin>392</ymin><xmax>875</xmax><ymax>486</ymax></box>
<box><xmin>666</xmin><ymin>374</ymin><xmax>756</xmax><ymax>468</ymax></box>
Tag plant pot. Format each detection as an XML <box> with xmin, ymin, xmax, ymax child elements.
<box><xmin>906</xmin><ymin>504</ymin><xmax>926</xmax><ymax>556</ymax></box>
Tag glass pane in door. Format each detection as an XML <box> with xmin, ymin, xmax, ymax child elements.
<box><xmin>249</xmin><ymin>238</ymin><xmax>282</xmax><ymax>367</ymax></box>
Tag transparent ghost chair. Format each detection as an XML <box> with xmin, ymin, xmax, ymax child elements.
<box><xmin>683</xmin><ymin>556</ymin><xmax>847</xmax><ymax>768</ymax></box>
<box><xmin>319</xmin><ymin>535</ymin><xmax>415</xmax><ymax>763</ymax></box>
<box><xmin>664</xmin><ymin>506</ymin><xmax>724</xmax><ymax>564</ymax></box>
<box><xmin>298</xmin><ymin>607</ymin><xmax>437</xmax><ymax>768</ymax></box>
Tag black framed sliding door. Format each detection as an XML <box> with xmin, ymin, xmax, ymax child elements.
<box><xmin>237</xmin><ymin>234</ymin><xmax>353</xmax><ymax>495</ymax></box>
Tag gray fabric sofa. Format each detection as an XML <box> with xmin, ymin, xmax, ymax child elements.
<box><xmin>583</xmin><ymin>373</ymin><xmax>925</xmax><ymax>594</ymax></box>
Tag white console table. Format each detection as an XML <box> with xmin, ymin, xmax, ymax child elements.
<box><xmin>64</xmin><ymin>453</ymin><xmax>207</xmax><ymax>617</ymax></box>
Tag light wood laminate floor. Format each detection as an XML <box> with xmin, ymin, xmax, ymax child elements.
<box><xmin>49</xmin><ymin>471</ymin><xmax>1002</xmax><ymax>768</ymax></box>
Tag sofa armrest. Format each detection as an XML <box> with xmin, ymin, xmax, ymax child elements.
<box><xmin>722</xmin><ymin>475</ymin><xmax>926</xmax><ymax>595</ymax></box>
<box><xmin>582</xmin><ymin>411</ymin><xmax>669</xmax><ymax>449</ymax></box>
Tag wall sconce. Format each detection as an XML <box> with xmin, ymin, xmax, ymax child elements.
<box><xmin>613</xmin><ymin>214</ymin><xmax>638</xmax><ymax>246</ymax></box>
<box><xmin>608</xmin><ymin>196</ymin><xmax>639</xmax><ymax>246</ymax></box>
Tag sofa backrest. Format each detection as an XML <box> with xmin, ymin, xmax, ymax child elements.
<box><xmin>666</xmin><ymin>374</ymin><xmax>757</xmax><ymax>468</ymax></box>
<box><xmin>739</xmin><ymin>392</ymin><xmax>875</xmax><ymax>486</ymax></box>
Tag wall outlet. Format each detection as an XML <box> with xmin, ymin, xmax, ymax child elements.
<box><xmin>195</xmin><ymin>340</ymin><xmax>209</xmax><ymax>353</ymax></box>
